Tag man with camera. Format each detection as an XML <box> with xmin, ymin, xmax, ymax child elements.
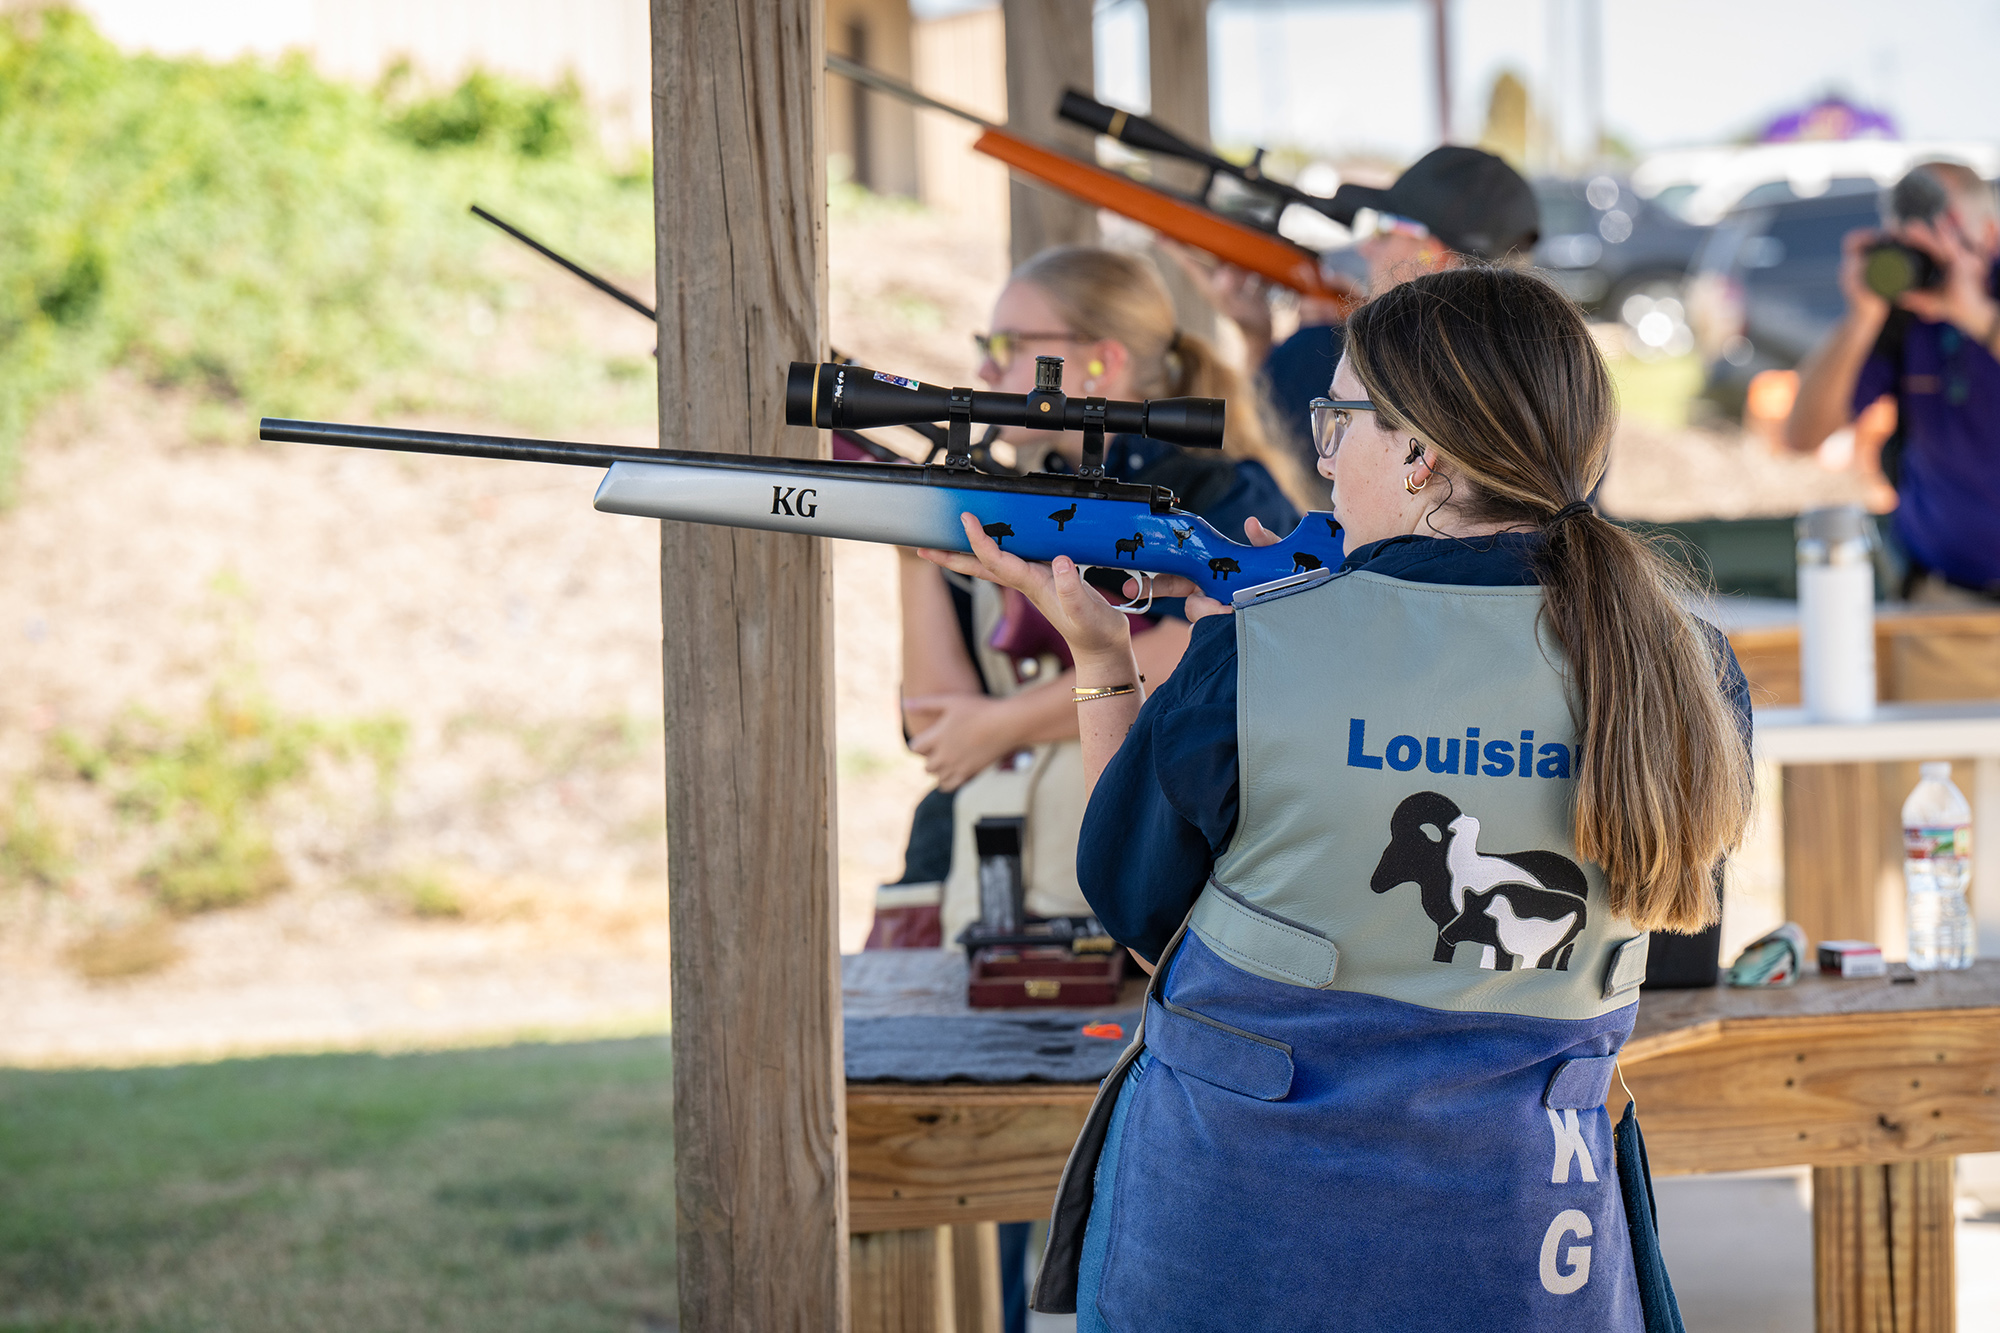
<box><xmin>1788</xmin><ymin>162</ymin><xmax>2000</xmax><ymax>613</ymax></box>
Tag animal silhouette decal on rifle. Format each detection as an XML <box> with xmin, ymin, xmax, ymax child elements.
<box><xmin>1369</xmin><ymin>792</ymin><xmax>1588</xmax><ymax>970</ymax></box>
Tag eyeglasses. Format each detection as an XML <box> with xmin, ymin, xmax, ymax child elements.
<box><xmin>1308</xmin><ymin>398</ymin><xmax>1376</xmax><ymax>458</ymax></box>
<box><xmin>973</xmin><ymin>330</ymin><xmax>1084</xmax><ymax>374</ymax></box>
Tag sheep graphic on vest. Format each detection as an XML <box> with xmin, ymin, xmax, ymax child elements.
<box><xmin>1370</xmin><ymin>791</ymin><xmax>1589</xmax><ymax>970</ymax></box>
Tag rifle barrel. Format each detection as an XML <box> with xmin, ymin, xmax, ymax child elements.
<box><xmin>260</xmin><ymin>418</ymin><xmax>670</xmax><ymax>470</ymax></box>
<box><xmin>470</xmin><ymin>205</ymin><xmax>656</xmax><ymax>322</ymax></box>
<box><xmin>825</xmin><ymin>53</ymin><xmax>997</xmax><ymax>131</ymax></box>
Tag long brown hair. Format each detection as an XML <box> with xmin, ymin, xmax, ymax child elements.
<box><xmin>1344</xmin><ymin>267</ymin><xmax>1751</xmax><ymax>931</ymax></box>
<box><xmin>1013</xmin><ymin>246</ymin><xmax>1320</xmax><ymax>512</ymax></box>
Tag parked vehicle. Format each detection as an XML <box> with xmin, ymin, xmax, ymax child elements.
<box><xmin>1532</xmin><ymin>175</ymin><xmax>1710</xmax><ymax>358</ymax></box>
<box><xmin>1685</xmin><ymin>185</ymin><xmax>1886</xmax><ymax>417</ymax></box>
<box><xmin>1674</xmin><ymin>140</ymin><xmax>2000</xmax><ymax>227</ymax></box>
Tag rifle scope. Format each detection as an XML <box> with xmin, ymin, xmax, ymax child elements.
<box><xmin>785</xmin><ymin>361</ymin><xmax>1225</xmax><ymax>450</ymax></box>
<box><xmin>1058</xmin><ymin>91</ymin><xmax>1236</xmax><ymax>177</ymax></box>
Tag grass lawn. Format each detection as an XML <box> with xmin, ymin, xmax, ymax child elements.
<box><xmin>0</xmin><ymin>1039</ymin><xmax>675</xmax><ymax>1332</ymax></box>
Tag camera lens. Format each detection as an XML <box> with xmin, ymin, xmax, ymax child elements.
<box><xmin>1863</xmin><ymin>241</ymin><xmax>1940</xmax><ymax>302</ymax></box>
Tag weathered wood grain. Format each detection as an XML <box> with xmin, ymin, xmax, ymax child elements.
<box><xmin>851</xmin><ymin>1227</ymin><xmax>954</xmax><ymax>1332</ymax></box>
<box><xmin>1630</xmin><ymin>964</ymin><xmax>2000</xmax><ymax>1040</ymax></box>
<box><xmin>651</xmin><ymin>1</ymin><xmax>846</xmax><ymax>1327</ymax></box>
<box><xmin>950</xmin><ymin>1223</ymin><xmax>1004</xmax><ymax>1333</ymax></box>
<box><xmin>1613</xmin><ymin>1010</ymin><xmax>2000</xmax><ymax>1174</ymax></box>
<box><xmin>1812</xmin><ymin>1158</ymin><xmax>1956</xmax><ymax>1333</ymax></box>
<box><xmin>1782</xmin><ymin>760</ymin><xmax>1890</xmax><ymax>949</ymax></box>
<box><xmin>1000</xmin><ymin>0</ymin><xmax>1097</xmax><ymax>265</ymax></box>
<box><xmin>847</xmin><ymin>1085</ymin><xmax>1095</xmax><ymax>1231</ymax></box>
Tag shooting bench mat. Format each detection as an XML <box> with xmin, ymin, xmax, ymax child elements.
<box><xmin>843</xmin><ymin>949</ymin><xmax>1143</xmax><ymax>1084</ymax></box>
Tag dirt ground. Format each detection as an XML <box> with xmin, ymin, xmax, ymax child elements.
<box><xmin>0</xmin><ymin>196</ymin><xmax>1867</xmax><ymax>1067</ymax></box>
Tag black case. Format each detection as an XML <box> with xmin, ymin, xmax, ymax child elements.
<box><xmin>1641</xmin><ymin>880</ymin><xmax>1724</xmax><ymax>990</ymax></box>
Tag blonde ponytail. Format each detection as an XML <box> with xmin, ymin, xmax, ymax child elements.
<box><xmin>1014</xmin><ymin>246</ymin><xmax>1323</xmax><ymax>514</ymax></box>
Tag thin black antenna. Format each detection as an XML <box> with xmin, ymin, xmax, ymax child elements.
<box><xmin>469</xmin><ymin>204</ymin><xmax>657</xmax><ymax>322</ymax></box>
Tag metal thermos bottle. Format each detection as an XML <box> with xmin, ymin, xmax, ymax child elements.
<box><xmin>1796</xmin><ymin>505</ymin><xmax>1875</xmax><ymax>723</ymax></box>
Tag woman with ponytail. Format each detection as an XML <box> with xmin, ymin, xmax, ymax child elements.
<box><xmin>921</xmin><ymin>265</ymin><xmax>1754</xmax><ymax>1331</ymax></box>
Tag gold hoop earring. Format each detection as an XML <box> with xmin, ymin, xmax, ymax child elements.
<box><xmin>1404</xmin><ymin>471</ymin><xmax>1428</xmax><ymax>495</ymax></box>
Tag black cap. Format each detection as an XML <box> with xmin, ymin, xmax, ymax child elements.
<box><xmin>1327</xmin><ymin>146</ymin><xmax>1540</xmax><ymax>259</ymax></box>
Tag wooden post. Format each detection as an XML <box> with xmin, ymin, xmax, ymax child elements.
<box><xmin>949</xmin><ymin>1223</ymin><xmax>1003</xmax><ymax>1333</ymax></box>
<box><xmin>1429</xmin><ymin>0</ymin><xmax>1452</xmax><ymax>141</ymax></box>
<box><xmin>651</xmin><ymin>2</ymin><xmax>847</xmax><ymax>1327</ymax></box>
<box><xmin>1143</xmin><ymin>0</ymin><xmax>1218</xmax><ymax>345</ymax></box>
<box><xmin>1812</xmin><ymin>1159</ymin><xmax>1957</xmax><ymax>1333</ymax></box>
<box><xmin>1001</xmin><ymin>0</ymin><xmax>1098</xmax><ymax>265</ymax></box>
<box><xmin>851</xmin><ymin>1228</ymin><xmax>956</xmax><ymax>1332</ymax></box>
<box><xmin>1783</xmin><ymin>762</ymin><xmax>1888</xmax><ymax>948</ymax></box>
<box><xmin>1146</xmin><ymin>0</ymin><xmax>1210</xmax><ymax>168</ymax></box>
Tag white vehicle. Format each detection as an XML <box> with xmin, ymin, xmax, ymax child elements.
<box><xmin>1669</xmin><ymin>140</ymin><xmax>2000</xmax><ymax>227</ymax></box>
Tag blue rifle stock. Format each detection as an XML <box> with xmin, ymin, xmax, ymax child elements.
<box><xmin>258</xmin><ymin>359</ymin><xmax>1344</xmax><ymax>599</ymax></box>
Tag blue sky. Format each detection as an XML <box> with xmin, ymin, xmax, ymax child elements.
<box><xmin>1046</xmin><ymin>0</ymin><xmax>2000</xmax><ymax>162</ymax></box>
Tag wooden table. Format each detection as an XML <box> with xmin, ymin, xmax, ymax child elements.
<box><xmin>1754</xmin><ymin>701</ymin><xmax>2000</xmax><ymax>960</ymax></box>
<box><xmin>848</xmin><ymin>963</ymin><xmax>2000</xmax><ymax>1332</ymax></box>
<box><xmin>842</xmin><ymin>950</ymin><xmax>1137</xmax><ymax>1332</ymax></box>
<box><xmin>1716</xmin><ymin>599</ymin><xmax>2000</xmax><ymax>953</ymax></box>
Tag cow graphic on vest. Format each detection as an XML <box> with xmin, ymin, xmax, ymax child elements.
<box><xmin>1370</xmin><ymin>791</ymin><xmax>1588</xmax><ymax>970</ymax></box>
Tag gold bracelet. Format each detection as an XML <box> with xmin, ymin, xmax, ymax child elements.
<box><xmin>1072</xmin><ymin>683</ymin><xmax>1138</xmax><ymax>702</ymax></box>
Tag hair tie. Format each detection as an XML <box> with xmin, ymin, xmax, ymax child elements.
<box><xmin>1545</xmin><ymin>500</ymin><xmax>1594</xmax><ymax>531</ymax></box>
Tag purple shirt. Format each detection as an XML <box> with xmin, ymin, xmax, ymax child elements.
<box><xmin>1854</xmin><ymin>266</ymin><xmax>2000</xmax><ymax>590</ymax></box>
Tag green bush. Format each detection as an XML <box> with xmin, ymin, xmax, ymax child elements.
<box><xmin>0</xmin><ymin>780</ymin><xmax>68</xmax><ymax>888</ymax></box>
<box><xmin>57</xmin><ymin>691</ymin><xmax>407</xmax><ymax>914</ymax></box>
<box><xmin>0</xmin><ymin>7</ymin><xmax>654</xmax><ymax>496</ymax></box>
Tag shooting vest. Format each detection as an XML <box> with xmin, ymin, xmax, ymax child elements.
<box><xmin>1036</xmin><ymin>567</ymin><xmax>1652</xmax><ymax>1331</ymax></box>
<box><xmin>938</xmin><ymin>578</ymin><xmax>1093</xmax><ymax>946</ymax></box>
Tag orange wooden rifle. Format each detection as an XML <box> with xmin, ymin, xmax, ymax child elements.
<box><xmin>826</xmin><ymin>54</ymin><xmax>1356</xmax><ymax>311</ymax></box>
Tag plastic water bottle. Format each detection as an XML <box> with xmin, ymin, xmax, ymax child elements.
<box><xmin>1902</xmin><ymin>762</ymin><xmax>1975</xmax><ymax>971</ymax></box>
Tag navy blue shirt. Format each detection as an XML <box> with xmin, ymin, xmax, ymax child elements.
<box><xmin>1854</xmin><ymin>262</ymin><xmax>2000</xmax><ymax>591</ymax></box>
<box><xmin>1076</xmin><ymin>531</ymin><xmax>1755</xmax><ymax>962</ymax></box>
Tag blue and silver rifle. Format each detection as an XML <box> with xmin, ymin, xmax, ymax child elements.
<box><xmin>259</xmin><ymin>357</ymin><xmax>1344</xmax><ymax>600</ymax></box>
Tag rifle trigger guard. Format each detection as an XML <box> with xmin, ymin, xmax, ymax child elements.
<box><xmin>1078</xmin><ymin>397</ymin><xmax>1109</xmax><ymax>479</ymax></box>
<box><xmin>945</xmin><ymin>387</ymin><xmax>975</xmax><ymax>469</ymax></box>
<box><xmin>1079</xmin><ymin>565</ymin><xmax>1155</xmax><ymax>615</ymax></box>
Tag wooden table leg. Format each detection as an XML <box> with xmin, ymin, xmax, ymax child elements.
<box><xmin>851</xmin><ymin>1227</ymin><xmax>956</xmax><ymax>1332</ymax></box>
<box><xmin>950</xmin><ymin>1223</ymin><xmax>1003</xmax><ymax>1333</ymax></box>
<box><xmin>1812</xmin><ymin>1158</ymin><xmax>1956</xmax><ymax>1333</ymax></box>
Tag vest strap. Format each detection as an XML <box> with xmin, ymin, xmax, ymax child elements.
<box><xmin>1144</xmin><ymin>995</ymin><xmax>1295</xmax><ymax>1101</ymax></box>
<box><xmin>1543</xmin><ymin>1053</ymin><xmax>1619</xmax><ymax>1109</ymax></box>
<box><xmin>1189</xmin><ymin>880</ymin><xmax>1340</xmax><ymax>989</ymax></box>
<box><xmin>1602</xmin><ymin>934</ymin><xmax>1651</xmax><ymax>1000</ymax></box>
